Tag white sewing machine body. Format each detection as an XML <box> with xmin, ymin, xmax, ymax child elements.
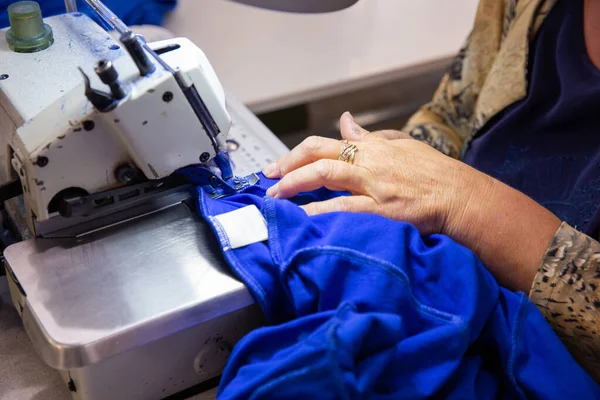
<box><xmin>1</xmin><ymin>11</ymin><xmax>232</xmax><ymax>235</ymax></box>
<box><xmin>1</xmin><ymin>8</ymin><xmax>287</xmax><ymax>400</ymax></box>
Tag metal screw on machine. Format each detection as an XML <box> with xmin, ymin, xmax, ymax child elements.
<box><xmin>114</xmin><ymin>164</ymin><xmax>139</xmax><ymax>184</ymax></box>
<box><xmin>162</xmin><ymin>91</ymin><xmax>174</xmax><ymax>103</ymax></box>
<box><xmin>199</xmin><ymin>152</ymin><xmax>210</xmax><ymax>163</ymax></box>
<box><xmin>36</xmin><ymin>156</ymin><xmax>48</xmax><ymax>167</ymax></box>
<box><xmin>95</xmin><ymin>60</ymin><xmax>127</xmax><ymax>100</ymax></box>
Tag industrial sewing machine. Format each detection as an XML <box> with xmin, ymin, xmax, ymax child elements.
<box><xmin>0</xmin><ymin>0</ymin><xmax>357</xmax><ymax>398</ymax></box>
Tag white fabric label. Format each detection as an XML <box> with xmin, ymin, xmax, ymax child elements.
<box><xmin>213</xmin><ymin>205</ymin><xmax>268</xmax><ymax>250</ymax></box>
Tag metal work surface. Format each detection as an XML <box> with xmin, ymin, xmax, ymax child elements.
<box><xmin>6</xmin><ymin>202</ymin><xmax>252</xmax><ymax>368</ymax></box>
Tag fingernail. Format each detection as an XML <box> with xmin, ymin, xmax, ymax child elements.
<box><xmin>343</xmin><ymin>112</ymin><xmax>362</xmax><ymax>139</ymax></box>
<box><xmin>262</xmin><ymin>162</ymin><xmax>278</xmax><ymax>178</ymax></box>
<box><xmin>266</xmin><ymin>183</ymin><xmax>279</xmax><ymax>198</ymax></box>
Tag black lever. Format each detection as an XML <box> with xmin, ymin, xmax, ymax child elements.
<box><xmin>120</xmin><ymin>31</ymin><xmax>155</xmax><ymax>76</ymax></box>
<box><xmin>79</xmin><ymin>67</ymin><xmax>114</xmax><ymax>112</ymax></box>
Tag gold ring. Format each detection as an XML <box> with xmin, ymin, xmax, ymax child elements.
<box><xmin>338</xmin><ymin>139</ymin><xmax>358</xmax><ymax>165</ymax></box>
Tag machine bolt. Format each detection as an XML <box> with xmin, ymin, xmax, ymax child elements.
<box><xmin>82</xmin><ymin>120</ymin><xmax>95</xmax><ymax>131</ymax></box>
<box><xmin>162</xmin><ymin>91</ymin><xmax>174</xmax><ymax>103</ymax></box>
<box><xmin>95</xmin><ymin>59</ymin><xmax>126</xmax><ymax>100</ymax></box>
<box><xmin>114</xmin><ymin>164</ymin><xmax>137</xmax><ymax>184</ymax></box>
<box><xmin>199</xmin><ymin>152</ymin><xmax>210</xmax><ymax>163</ymax></box>
<box><xmin>0</xmin><ymin>74</ymin><xmax>8</xmax><ymax>80</ymax></box>
<box><xmin>36</xmin><ymin>156</ymin><xmax>48</xmax><ymax>167</ymax></box>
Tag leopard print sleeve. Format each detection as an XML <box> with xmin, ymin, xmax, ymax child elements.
<box><xmin>403</xmin><ymin>104</ymin><xmax>463</xmax><ymax>159</ymax></box>
<box><xmin>529</xmin><ymin>222</ymin><xmax>600</xmax><ymax>382</ymax></box>
<box><xmin>403</xmin><ymin>0</ymin><xmax>510</xmax><ymax>159</ymax></box>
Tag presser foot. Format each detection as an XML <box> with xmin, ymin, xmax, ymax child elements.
<box><xmin>176</xmin><ymin>166</ymin><xmax>260</xmax><ymax>199</ymax></box>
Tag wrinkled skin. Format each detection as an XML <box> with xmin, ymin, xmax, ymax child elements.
<box><xmin>263</xmin><ymin>112</ymin><xmax>487</xmax><ymax>236</ymax></box>
<box><xmin>263</xmin><ymin>113</ymin><xmax>561</xmax><ymax>293</ymax></box>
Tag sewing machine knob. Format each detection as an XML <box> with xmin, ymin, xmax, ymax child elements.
<box><xmin>95</xmin><ymin>60</ymin><xmax>127</xmax><ymax>100</ymax></box>
<box><xmin>5</xmin><ymin>1</ymin><xmax>54</xmax><ymax>53</ymax></box>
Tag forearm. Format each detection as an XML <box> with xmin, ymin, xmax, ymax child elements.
<box><xmin>444</xmin><ymin>163</ymin><xmax>562</xmax><ymax>293</ymax></box>
<box><xmin>444</xmin><ymin>165</ymin><xmax>600</xmax><ymax>378</ymax></box>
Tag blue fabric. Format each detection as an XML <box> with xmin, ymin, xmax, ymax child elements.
<box><xmin>196</xmin><ymin>175</ymin><xmax>600</xmax><ymax>399</ymax></box>
<box><xmin>0</xmin><ymin>0</ymin><xmax>176</xmax><ymax>29</ymax></box>
<box><xmin>463</xmin><ymin>0</ymin><xmax>600</xmax><ymax>236</ymax></box>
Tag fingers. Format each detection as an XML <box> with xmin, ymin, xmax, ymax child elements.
<box><xmin>340</xmin><ymin>112</ymin><xmax>410</xmax><ymax>141</ymax></box>
<box><xmin>261</xmin><ymin>110</ymin><xmax>406</xmax><ymax>180</ymax></box>
<box><xmin>340</xmin><ymin>112</ymin><xmax>371</xmax><ymax>141</ymax></box>
<box><xmin>263</xmin><ymin>135</ymin><xmax>350</xmax><ymax>179</ymax></box>
<box><xmin>300</xmin><ymin>195</ymin><xmax>376</xmax><ymax>216</ymax></box>
<box><xmin>266</xmin><ymin>159</ymin><xmax>365</xmax><ymax>199</ymax></box>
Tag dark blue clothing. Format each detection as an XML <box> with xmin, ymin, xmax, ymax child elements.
<box><xmin>196</xmin><ymin>175</ymin><xmax>599</xmax><ymax>399</ymax></box>
<box><xmin>0</xmin><ymin>0</ymin><xmax>176</xmax><ymax>29</ymax></box>
<box><xmin>463</xmin><ymin>0</ymin><xmax>600</xmax><ymax>235</ymax></box>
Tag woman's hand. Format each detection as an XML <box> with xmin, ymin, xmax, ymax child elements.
<box><xmin>263</xmin><ymin>112</ymin><xmax>489</xmax><ymax>235</ymax></box>
<box><xmin>263</xmin><ymin>112</ymin><xmax>562</xmax><ymax>293</ymax></box>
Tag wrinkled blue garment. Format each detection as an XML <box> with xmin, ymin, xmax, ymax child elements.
<box><xmin>0</xmin><ymin>0</ymin><xmax>176</xmax><ymax>29</ymax></box>
<box><xmin>196</xmin><ymin>174</ymin><xmax>600</xmax><ymax>399</ymax></box>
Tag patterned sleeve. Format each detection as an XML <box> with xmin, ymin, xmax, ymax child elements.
<box><xmin>402</xmin><ymin>0</ymin><xmax>526</xmax><ymax>159</ymax></box>
<box><xmin>402</xmin><ymin>52</ymin><xmax>469</xmax><ymax>160</ymax></box>
<box><xmin>402</xmin><ymin>7</ymin><xmax>491</xmax><ymax>159</ymax></box>
<box><xmin>529</xmin><ymin>222</ymin><xmax>600</xmax><ymax>381</ymax></box>
<box><xmin>402</xmin><ymin>96</ymin><xmax>464</xmax><ymax>159</ymax></box>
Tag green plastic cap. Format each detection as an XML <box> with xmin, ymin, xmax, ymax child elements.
<box><xmin>6</xmin><ymin>1</ymin><xmax>54</xmax><ymax>53</ymax></box>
